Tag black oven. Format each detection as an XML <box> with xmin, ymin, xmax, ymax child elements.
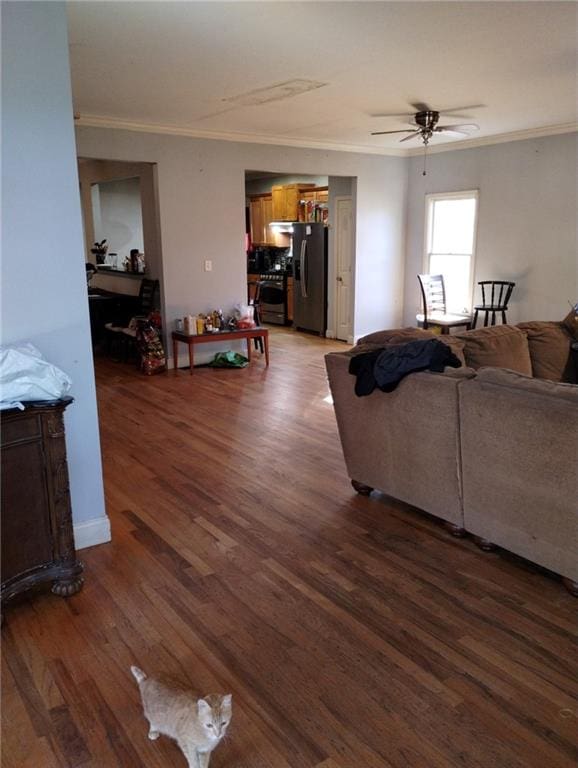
<box><xmin>259</xmin><ymin>274</ymin><xmax>287</xmax><ymax>325</ymax></box>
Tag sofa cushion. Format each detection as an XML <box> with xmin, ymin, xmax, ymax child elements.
<box><xmin>455</xmin><ymin>325</ymin><xmax>532</xmax><ymax>375</ymax></box>
<box><xmin>516</xmin><ymin>321</ymin><xmax>574</xmax><ymax>383</ymax></box>
<box><xmin>357</xmin><ymin>327</ymin><xmax>466</xmax><ymax>366</ymax></box>
<box><xmin>475</xmin><ymin>366</ymin><xmax>578</xmax><ymax>403</ymax></box>
<box><xmin>357</xmin><ymin>327</ymin><xmax>435</xmax><ymax>346</ymax></box>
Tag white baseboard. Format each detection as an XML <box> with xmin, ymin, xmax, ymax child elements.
<box><xmin>73</xmin><ymin>515</ymin><xmax>111</xmax><ymax>550</ymax></box>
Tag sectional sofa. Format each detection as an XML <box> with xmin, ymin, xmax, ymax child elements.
<box><xmin>325</xmin><ymin>322</ymin><xmax>578</xmax><ymax>594</ymax></box>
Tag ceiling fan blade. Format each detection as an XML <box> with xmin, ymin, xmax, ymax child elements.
<box><xmin>436</xmin><ymin>129</ymin><xmax>469</xmax><ymax>137</ymax></box>
<box><xmin>371</xmin><ymin>128</ymin><xmax>417</xmax><ymax>136</ymax></box>
<box><xmin>438</xmin><ymin>104</ymin><xmax>485</xmax><ymax>115</ymax></box>
<box><xmin>399</xmin><ymin>131</ymin><xmax>422</xmax><ymax>143</ymax></box>
<box><xmin>437</xmin><ymin>123</ymin><xmax>479</xmax><ymax>131</ymax></box>
<box><xmin>410</xmin><ymin>101</ymin><xmax>431</xmax><ymax>112</ymax></box>
<box><xmin>370</xmin><ymin>112</ymin><xmax>413</xmax><ymax>119</ymax></box>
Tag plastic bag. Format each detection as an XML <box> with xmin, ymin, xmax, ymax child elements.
<box><xmin>233</xmin><ymin>303</ymin><xmax>256</xmax><ymax>329</ymax></box>
<box><xmin>208</xmin><ymin>351</ymin><xmax>249</xmax><ymax>368</ymax></box>
<box><xmin>0</xmin><ymin>343</ymin><xmax>72</xmax><ymax>409</ymax></box>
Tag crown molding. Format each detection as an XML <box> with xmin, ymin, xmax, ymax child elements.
<box><xmin>75</xmin><ymin>114</ymin><xmax>405</xmax><ymax>157</ymax></box>
<box><xmin>405</xmin><ymin>122</ymin><xmax>578</xmax><ymax>156</ymax></box>
<box><xmin>75</xmin><ymin>114</ymin><xmax>577</xmax><ymax>158</ymax></box>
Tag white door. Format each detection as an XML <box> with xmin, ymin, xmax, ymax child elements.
<box><xmin>334</xmin><ymin>196</ymin><xmax>353</xmax><ymax>341</ymax></box>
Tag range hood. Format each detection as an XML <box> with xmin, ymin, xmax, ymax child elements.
<box><xmin>269</xmin><ymin>221</ymin><xmax>296</xmax><ymax>232</ymax></box>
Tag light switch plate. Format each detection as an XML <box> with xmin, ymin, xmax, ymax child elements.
<box><xmin>204</xmin><ymin>260</ymin><xmax>212</xmax><ymax>272</ymax></box>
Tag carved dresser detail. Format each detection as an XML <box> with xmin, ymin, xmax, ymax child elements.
<box><xmin>1</xmin><ymin>398</ymin><xmax>84</xmax><ymax>618</ymax></box>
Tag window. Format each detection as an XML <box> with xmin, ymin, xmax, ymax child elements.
<box><xmin>424</xmin><ymin>191</ymin><xmax>478</xmax><ymax>314</ymax></box>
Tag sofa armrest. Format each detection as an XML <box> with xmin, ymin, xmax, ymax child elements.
<box><xmin>325</xmin><ymin>352</ymin><xmax>474</xmax><ymax>526</ymax></box>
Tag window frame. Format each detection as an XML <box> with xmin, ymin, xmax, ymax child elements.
<box><xmin>422</xmin><ymin>189</ymin><xmax>479</xmax><ymax>313</ymax></box>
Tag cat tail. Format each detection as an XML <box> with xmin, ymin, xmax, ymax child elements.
<box><xmin>130</xmin><ymin>665</ymin><xmax>147</xmax><ymax>685</ymax></box>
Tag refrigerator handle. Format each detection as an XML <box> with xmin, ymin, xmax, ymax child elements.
<box><xmin>300</xmin><ymin>239</ymin><xmax>308</xmax><ymax>298</ymax></box>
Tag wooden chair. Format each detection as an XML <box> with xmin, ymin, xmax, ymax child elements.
<box><xmin>104</xmin><ymin>279</ymin><xmax>159</xmax><ymax>360</ymax></box>
<box><xmin>248</xmin><ymin>280</ymin><xmax>263</xmax><ymax>352</ymax></box>
<box><xmin>473</xmin><ymin>281</ymin><xmax>515</xmax><ymax>328</ymax></box>
<box><xmin>416</xmin><ymin>274</ymin><xmax>472</xmax><ymax>334</ymax></box>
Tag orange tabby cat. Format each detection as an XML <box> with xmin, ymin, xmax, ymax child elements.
<box><xmin>131</xmin><ymin>666</ymin><xmax>232</xmax><ymax>768</ymax></box>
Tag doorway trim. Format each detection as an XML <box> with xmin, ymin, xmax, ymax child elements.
<box><xmin>329</xmin><ymin>194</ymin><xmax>354</xmax><ymax>343</ymax></box>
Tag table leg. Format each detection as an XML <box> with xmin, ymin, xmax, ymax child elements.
<box><xmin>246</xmin><ymin>337</ymin><xmax>252</xmax><ymax>362</ymax></box>
<box><xmin>173</xmin><ymin>337</ymin><xmax>178</xmax><ymax>370</ymax></box>
<box><xmin>188</xmin><ymin>342</ymin><xmax>194</xmax><ymax>375</ymax></box>
<box><xmin>263</xmin><ymin>332</ymin><xmax>269</xmax><ymax>366</ymax></box>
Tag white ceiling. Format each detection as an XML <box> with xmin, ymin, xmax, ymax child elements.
<box><xmin>67</xmin><ymin>1</ymin><xmax>578</xmax><ymax>155</ymax></box>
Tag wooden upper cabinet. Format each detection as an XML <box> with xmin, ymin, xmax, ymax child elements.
<box><xmin>250</xmin><ymin>185</ymin><xmax>327</xmax><ymax>239</ymax></box>
<box><xmin>285</xmin><ymin>185</ymin><xmax>301</xmax><ymax>221</ymax></box>
<box><xmin>249</xmin><ymin>194</ymin><xmax>275</xmax><ymax>244</ymax></box>
<box><xmin>272</xmin><ymin>183</ymin><xmax>316</xmax><ymax>221</ymax></box>
<box><xmin>272</xmin><ymin>186</ymin><xmax>286</xmax><ymax>221</ymax></box>
<box><xmin>249</xmin><ymin>197</ymin><xmax>264</xmax><ymax>244</ymax></box>
<box><xmin>261</xmin><ymin>197</ymin><xmax>274</xmax><ymax>244</ymax></box>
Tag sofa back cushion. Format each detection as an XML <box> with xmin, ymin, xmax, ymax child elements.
<box><xmin>356</xmin><ymin>327</ymin><xmax>466</xmax><ymax>366</ymax></box>
<box><xmin>516</xmin><ymin>321</ymin><xmax>575</xmax><ymax>383</ymax></box>
<box><xmin>357</xmin><ymin>327</ymin><xmax>435</xmax><ymax>346</ymax></box>
<box><xmin>455</xmin><ymin>325</ymin><xmax>532</xmax><ymax>375</ymax></box>
<box><xmin>475</xmin><ymin>366</ymin><xmax>578</xmax><ymax>403</ymax></box>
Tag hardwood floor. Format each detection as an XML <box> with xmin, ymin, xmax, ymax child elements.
<box><xmin>2</xmin><ymin>328</ymin><xmax>577</xmax><ymax>768</ymax></box>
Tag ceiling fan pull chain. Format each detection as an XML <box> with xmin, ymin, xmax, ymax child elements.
<box><xmin>422</xmin><ymin>138</ymin><xmax>428</xmax><ymax>176</ymax></box>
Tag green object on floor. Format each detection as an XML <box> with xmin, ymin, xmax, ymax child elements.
<box><xmin>208</xmin><ymin>351</ymin><xmax>249</xmax><ymax>368</ymax></box>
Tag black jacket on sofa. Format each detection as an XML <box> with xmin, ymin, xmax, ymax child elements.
<box><xmin>349</xmin><ymin>339</ymin><xmax>461</xmax><ymax>396</ymax></box>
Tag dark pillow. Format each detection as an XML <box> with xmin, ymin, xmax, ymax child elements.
<box><xmin>455</xmin><ymin>325</ymin><xmax>532</xmax><ymax>375</ymax></box>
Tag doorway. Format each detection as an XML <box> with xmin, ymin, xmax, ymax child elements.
<box><xmin>244</xmin><ymin>171</ymin><xmax>355</xmax><ymax>341</ymax></box>
<box><xmin>77</xmin><ymin>158</ymin><xmax>164</xmax><ymax>362</ymax></box>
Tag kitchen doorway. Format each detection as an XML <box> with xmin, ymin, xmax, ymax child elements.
<box><xmin>244</xmin><ymin>171</ymin><xmax>355</xmax><ymax>341</ymax></box>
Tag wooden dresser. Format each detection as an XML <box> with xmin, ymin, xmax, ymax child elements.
<box><xmin>1</xmin><ymin>398</ymin><xmax>84</xmax><ymax>619</ymax></box>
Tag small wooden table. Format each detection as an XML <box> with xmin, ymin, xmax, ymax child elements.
<box><xmin>172</xmin><ymin>327</ymin><xmax>269</xmax><ymax>374</ymax></box>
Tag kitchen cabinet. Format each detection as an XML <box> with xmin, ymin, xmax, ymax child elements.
<box><xmin>299</xmin><ymin>186</ymin><xmax>329</xmax><ymax>223</ymax></box>
<box><xmin>299</xmin><ymin>187</ymin><xmax>328</xmax><ymax>204</ymax></box>
<box><xmin>249</xmin><ymin>194</ymin><xmax>274</xmax><ymax>245</ymax></box>
<box><xmin>272</xmin><ymin>183</ymin><xmax>315</xmax><ymax>222</ymax></box>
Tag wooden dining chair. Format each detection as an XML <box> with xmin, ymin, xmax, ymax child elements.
<box><xmin>416</xmin><ymin>274</ymin><xmax>472</xmax><ymax>334</ymax></box>
<box><xmin>473</xmin><ymin>281</ymin><xmax>515</xmax><ymax>327</ymax></box>
<box><xmin>248</xmin><ymin>280</ymin><xmax>264</xmax><ymax>352</ymax></box>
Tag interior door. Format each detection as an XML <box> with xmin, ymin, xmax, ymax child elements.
<box><xmin>335</xmin><ymin>196</ymin><xmax>353</xmax><ymax>341</ymax></box>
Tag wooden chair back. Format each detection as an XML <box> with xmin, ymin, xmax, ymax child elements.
<box><xmin>418</xmin><ymin>274</ymin><xmax>447</xmax><ymax>322</ymax></box>
<box><xmin>248</xmin><ymin>280</ymin><xmax>262</xmax><ymax>326</ymax></box>
<box><xmin>477</xmin><ymin>281</ymin><xmax>515</xmax><ymax>310</ymax></box>
<box><xmin>138</xmin><ymin>279</ymin><xmax>159</xmax><ymax>315</ymax></box>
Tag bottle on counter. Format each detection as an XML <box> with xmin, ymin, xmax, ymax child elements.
<box><xmin>196</xmin><ymin>315</ymin><xmax>205</xmax><ymax>335</ymax></box>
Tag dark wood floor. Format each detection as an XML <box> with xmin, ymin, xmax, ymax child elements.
<box><xmin>2</xmin><ymin>328</ymin><xmax>577</xmax><ymax>768</ymax></box>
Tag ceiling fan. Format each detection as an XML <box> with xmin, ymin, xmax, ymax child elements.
<box><xmin>371</xmin><ymin>102</ymin><xmax>480</xmax><ymax>146</ymax></box>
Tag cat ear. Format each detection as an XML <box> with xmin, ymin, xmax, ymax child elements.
<box><xmin>222</xmin><ymin>694</ymin><xmax>232</xmax><ymax>709</ymax></box>
<box><xmin>197</xmin><ymin>699</ymin><xmax>211</xmax><ymax>716</ymax></box>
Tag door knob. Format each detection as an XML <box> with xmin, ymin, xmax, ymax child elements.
<box><xmin>336</xmin><ymin>276</ymin><xmax>343</xmax><ymax>282</ymax></box>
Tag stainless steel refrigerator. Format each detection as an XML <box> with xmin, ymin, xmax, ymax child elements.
<box><xmin>292</xmin><ymin>223</ymin><xmax>327</xmax><ymax>335</ymax></box>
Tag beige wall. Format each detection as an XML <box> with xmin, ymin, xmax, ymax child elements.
<box><xmin>76</xmin><ymin>126</ymin><xmax>408</xmax><ymax>362</ymax></box>
<box><xmin>403</xmin><ymin>133</ymin><xmax>578</xmax><ymax>325</ymax></box>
